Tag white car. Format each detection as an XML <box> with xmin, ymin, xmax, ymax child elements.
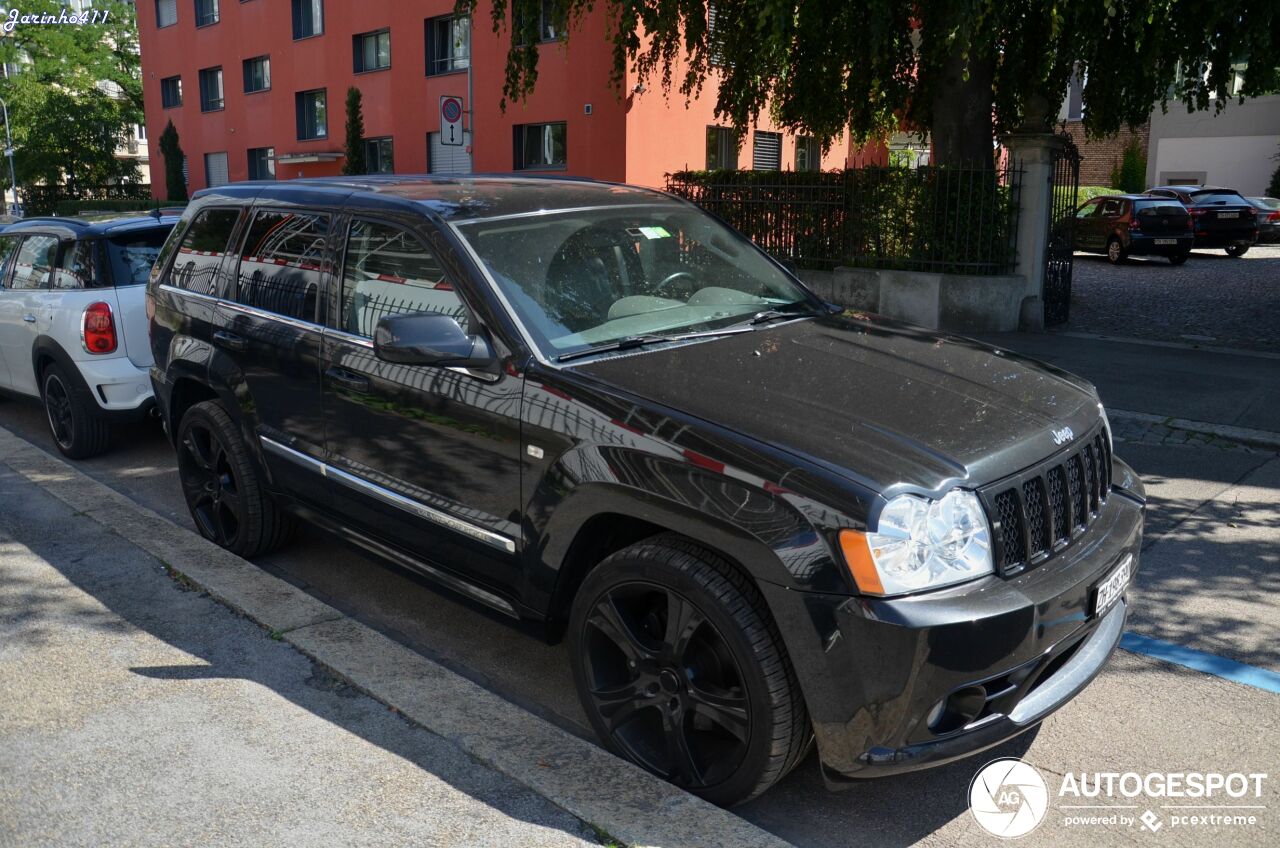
<box><xmin>0</xmin><ymin>214</ymin><xmax>177</xmax><ymax>457</ymax></box>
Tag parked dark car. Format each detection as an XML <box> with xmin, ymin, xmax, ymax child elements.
<box><xmin>1143</xmin><ymin>186</ymin><xmax>1258</xmax><ymax>256</ymax></box>
<box><xmin>1246</xmin><ymin>197</ymin><xmax>1280</xmax><ymax>242</ymax></box>
<box><xmin>148</xmin><ymin>177</ymin><xmax>1145</xmax><ymax>806</ymax></box>
<box><xmin>1073</xmin><ymin>194</ymin><xmax>1193</xmax><ymax>264</ymax></box>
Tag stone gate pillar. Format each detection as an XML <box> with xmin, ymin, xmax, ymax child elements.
<box><xmin>1002</xmin><ymin>132</ymin><xmax>1064</xmax><ymax>331</ymax></box>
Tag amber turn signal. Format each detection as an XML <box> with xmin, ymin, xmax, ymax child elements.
<box><xmin>838</xmin><ymin>529</ymin><xmax>885</xmax><ymax>595</ymax></box>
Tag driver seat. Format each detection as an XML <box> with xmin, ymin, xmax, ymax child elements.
<box><xmin>545</xmin><ymin>226</ymin><xmax>646</xmax><ymax>332</ymax></box>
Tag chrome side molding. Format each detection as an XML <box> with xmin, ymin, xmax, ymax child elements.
<box><xmin>259</xmin><ymin>436</ymin><xmax>517</xmax><ymax>555</ymax></box>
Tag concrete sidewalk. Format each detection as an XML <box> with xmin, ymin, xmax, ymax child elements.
<box><xmin>975</xmin><ymin>331</ymin><xmax>1280</xmax><ymax>436</ymax></box>
<box><xmin>0</xmin><ymin>465</ymin><xmax>603</xmax><ymax>848</ymax></box>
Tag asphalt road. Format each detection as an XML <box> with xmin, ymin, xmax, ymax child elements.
<box><xmin>0</xmin><ymin>397</ymin><xmax>1276</xmax><ymax>847</ymax></box>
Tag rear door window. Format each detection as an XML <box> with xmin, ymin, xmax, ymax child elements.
<box><xmin>172</xmin><ymin>208</ymin><xmax>242</xmax><ymax>295</ymax></box>
<box><xmin>0</xmin><ymin>235</ymin><xmax>22</xmax><ymax>286</ymax></box>
<box><xmin>234</xmin><ymin>210</ymin><xmax>330</xmax><ymax>323</ymax></box>
<box><xmin>337</xmin><ymin>219</ymin><xmax>467</xmax><ymax>337</ymax></box>
<box><xmin>9</xmin><ymin>235</ymin><xmax>59</xmax><ymax>290</ymax></box>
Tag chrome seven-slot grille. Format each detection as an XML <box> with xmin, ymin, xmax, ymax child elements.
<box><xmin>985</xmin><ymin>426</ymin><xmax>1112</xmax><ymax>575</ymax></box>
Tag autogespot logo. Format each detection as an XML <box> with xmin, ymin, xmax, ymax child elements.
<box><xmin>969</xmin><ymin>758</ymin><xmax>1050</xmax><ymax>839</ymax></box>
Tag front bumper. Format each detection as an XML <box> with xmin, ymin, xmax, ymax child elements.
<box><xmin>762</xmin><ymin>458</ymin><xmax>1145</xmax><ymax>784</ymax></box>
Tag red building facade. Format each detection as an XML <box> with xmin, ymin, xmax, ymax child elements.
<box><xmin>138</xmin><ymin>0</ymin><xmax>850</xmax><ymax>196</ymax></box>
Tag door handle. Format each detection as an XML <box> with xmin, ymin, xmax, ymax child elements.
<box><xmin>212</xmin><ymin>330</ymin><xmax>247</xmax><ymax>352</ymax></box>
<box><xmin>22</xmin><ymin>314</ymin><xmax>36</xmax><ymax>323</ymax></box>
<box><xmin>324</xmin><ymin>366</ymin><xmax>370</xmax><ymax>393</ymax></box>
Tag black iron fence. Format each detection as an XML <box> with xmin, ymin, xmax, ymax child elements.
<box><xmin>19</xmin><ymin>183</ymin><xmax>152</xmax><ymax>216</ymax></box>
<box><xmin>665</xmin><ymin>164</ymin><xmax>1023</xmax><ymax>275</ymax></box>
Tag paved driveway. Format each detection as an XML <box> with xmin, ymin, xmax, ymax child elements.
<box><xmin>1067</xmin><ymin>243</ymin><xmax>1280</xmax><ymax>352</ymax></box>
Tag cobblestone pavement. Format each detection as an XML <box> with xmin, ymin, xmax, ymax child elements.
<box><xmin>1111</xmin><ymin>413</ymin><xmax>1279</xmax><ymax>454</ymax></box>
<box><xmin>1066</xmin><ymin>242</ymin><xmax>1280</xmax><ymax>352</ymax></box>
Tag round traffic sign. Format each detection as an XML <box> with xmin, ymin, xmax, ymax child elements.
<box><xmin>442</xmin><ymin>98</ymin><xmax>462</xmax><ymax>122</ymax></box>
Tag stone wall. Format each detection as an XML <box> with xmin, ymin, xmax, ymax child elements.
<box><xmin>795</xmin><ymin>268</ymin><xmax>1026</xmax><ymax>333</ymax></box>
<box><xmin>1058</xmin><ymin>119</ymin><xmax>1151</xmax><ymax>187</ymax></box>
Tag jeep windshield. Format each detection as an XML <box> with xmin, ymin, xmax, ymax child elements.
<box><xmin>451</xmin><ymin>204</ymin><xmax>818</xmax><ymax>359</ymax></box>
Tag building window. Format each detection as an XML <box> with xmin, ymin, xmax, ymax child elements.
<box><xmin>161</xmin><ymin>75</ymin><xmax>183</xmax><ymax>108</ymax></box>
<box><xmin>752</xmin><ymin>131</ymin><xmax>781</xmax><ymax>170</ymax></box>
<box><xmin>515</xmin><ymin>0</ymin><xmax>564</xmax><ymax>44</ymax></box>
<box><xmin>135</xmin><ymin>123</ymin><xmax>147</xmax><ymax>142</ymax></box>
<box><xmin>198</xmin><ymin>67</ymin><xmax>224</xmax><ymax>112</ymax></box>
<box><xmin>795</xmin><ymin>136</ymin><xmax>821</xmax><ymax>172</ymax></box>
<box><xmin>705</xmin><ymin>126</ymin><xmax>739</xmax><ymax>170</ymax></box>
<box><xmin>247</xmin><ymin>147</ymin><xmax>276</xmax><ymax>180</ymax></box>
<box><xmin>243</xmin><ymin>55</ymin><xmax>271</xmax><ymax>93</ymax></box>
<box><xmin>426</xmin><ymin>15</ymin><xmax>470</xmax><ymax>76</ymax></box>
<box><xmin>295</xmin><ymin>88</ymin><xmax>327</xmax><ymax>140</ymax></box>
<box><xmin>156</xmin><ymin>0</ymin><xmax>178</xmax><ymax>28</ymax></box>
<box><xmin>204</xmin><ymin>151</ymin><xmax>229</xmax><ymax>188</ymax></box>
<box><xmin>291</xmin><ymin>0</ymin><xmax>323</xmax><ymax>40</ymax></box>
<box><xmin>353</xmin><ymin>29</ymin><xmax>391</xmax><ymax>73</ymax></box>
<box><xmin>363</xmin><ymin>137</ymin><xmax>394</xmax><ymax>174</ymax></box>
<box><xmin>513</xmin><ymin>122</ymin><xmax>566</xmax><ymax>170</ymax></box>
<box><xmin>707</xmin><ymin>2</ymin><xmax>725</xmax><ymax>66</ymax></box>
<box><xmin>194</xmin><ymin>0</ymin><xmax>219</xmax><ymax>27</ymax></box>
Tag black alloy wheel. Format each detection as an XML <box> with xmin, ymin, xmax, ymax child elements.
<box><xmin>1168</xmin><ymin>252</ymin><xmax>1189</xmax><ymax>266</ymax></box>
<box><xmin>41</xmin><ymin>363</ymin><xmax>110</xmax><ymax>459</ymax></box>
<box><xmin>569</xmin><ymin>536</ymin><xmax>811</xmax><ymax>806</ymax></box>
<box><xmin>179</xmin><ymin>418</ymin><xmax>243</xmax><ymax>548</ymax></box>
<box><xmin>581</xmin><ymin>582</ymin><xmax>752</xmax><ymax>788</ymax></box>
<box><xmin>176</xmin><ymin>401</ymin><xmax>295</xmax><ymax>557</ymax></box>
<box><xmin>1225</xmin><ymin>244</ymin><xmax>1250</xmax><ymax>258</ymax></box>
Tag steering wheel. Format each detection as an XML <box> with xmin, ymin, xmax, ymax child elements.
<box><xmin>654</xmin><ymin>270</ymin><xmax>697</xmax><ymax>300</ymax></box>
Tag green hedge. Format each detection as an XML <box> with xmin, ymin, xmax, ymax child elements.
<box><xmin>1077</xmin><ymin>185</ymin><xmax>1123</xmax><ymax>204</ymax></box>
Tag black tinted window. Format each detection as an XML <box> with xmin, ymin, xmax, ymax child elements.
<box><xmin>108</xmin><ymin>229</ymin><xmax>171</xmax><ymax>286</ymax></box>
<box><xmin>235</xmin><ymin>210</ymin><xmax>328</xmax><ymax>322</ymax></box>
<box><xmin>1191</xmin><ymin>192</ymin><xmax>1245</xmax><ymax>205</ymax></box>
<box><xmin>339</xmin><ymin>220</ymin><xmax>467</xmax><ymax>337</ymax></box>
<box><xmin>1134</xmin><ymin>201</ymin><xmax>1187</xmax><ymax>217</ymax></box>
<box><xmin>173</xmin><ymin>208</ymin><xmax>240</xmax><ymax>294</ymax></box>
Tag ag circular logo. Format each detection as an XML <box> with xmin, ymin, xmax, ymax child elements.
<box><xmin>969</xmin><ymin>758</ymin><xmax>1050</xmax><ymax>839</ymax></box>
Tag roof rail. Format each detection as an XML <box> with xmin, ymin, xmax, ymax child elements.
<box><xmin>6</xmin><ymin>215</ymin><xmax>89</xmax><ymax>226</ymax></box>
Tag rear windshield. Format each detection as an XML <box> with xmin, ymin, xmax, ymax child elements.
<box><xmin>1134</xmin><ymin>201</ymin><xmax>1187</xmax><ymax>216</ymax></box>
<box><xmin>1190</xmin><ymin>192</ymin><xmax>1246</xmax><ymax>205</ymax></box>
<box><xmin>106</xmin><ymin>228</ymin><xmax>172</xmax><ymax>286</ymax></box>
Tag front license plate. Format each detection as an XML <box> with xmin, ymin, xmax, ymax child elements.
<box><xmin>1218</xmin><ymin>212</ymin><xmax>1239</xmax><ymax>219</ymax></box>
<box><xmin>1092</xmin><ymin>556</ymin><xmax>1131</xmax><ymax>617</ymax></box>
<box><xmin>1154</xmin><ymin>238</ymin><xmax>1177</xmax><ymax>245</ymax></box>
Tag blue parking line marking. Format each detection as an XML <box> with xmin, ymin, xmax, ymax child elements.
<box><xmin>1120</xmin><ymin>632</ymin><xmax>1280</xmax><ymax>695</ymax></box>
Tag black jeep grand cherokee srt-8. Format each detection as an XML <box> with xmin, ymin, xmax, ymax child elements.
<box><xmin>148</xmin><ymin>177</ymin><xmax>1145</xmax><ymax>806</ymax></box>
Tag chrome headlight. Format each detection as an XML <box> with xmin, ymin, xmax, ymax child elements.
<box><xmin>840</xmin><ymin>490</ymin><xmax>993</xmax><ymax>596</ymax></box>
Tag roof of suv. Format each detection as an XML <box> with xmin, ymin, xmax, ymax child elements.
<box><xmin>193</xmin><ymin>175</ymin><xmax>674</xmax><ymax>222</ymax></box>
<box><xmin>0</xmin><ymin>213</ymin><xmax>181</xmax><ymax>239</ymax></box>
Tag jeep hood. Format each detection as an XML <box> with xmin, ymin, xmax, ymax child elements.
<box><xmin>573</xmin><ymin>315</ymin><xmax>1102</xmax><ymax>493</ymax></box>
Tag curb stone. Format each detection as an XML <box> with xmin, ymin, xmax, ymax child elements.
<box><xmin>0</xmin><ymin>425</ymin><xmax>795</xmax><ymax>848</ymax></box>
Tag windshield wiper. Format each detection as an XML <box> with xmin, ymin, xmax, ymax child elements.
<box><xmin>556</xmin><ymin>326</ymin><xmax>754</xmax><ymax>363</ymax></box>
<box><xmin>732</xmin><ymin>307</ymin><xmax>822</xmax><ymax>328</ymax></box>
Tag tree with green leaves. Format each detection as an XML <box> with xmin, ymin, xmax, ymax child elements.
<box><xmin>465</xmin><ymin>0</ymin><xmax>1280</xmax><ymax>168</ymax></box>
<box><xmin>342</xmin><ymin>87</ymin><xmax>367</xmax><ymax>176</ymax></box>
<box><xmin>0</xmin><ymin>0</ymin><xmax>142</xmax><ymax>190</ymax></box>
<box><xmin>158</xmin><ymin>121</ymin><xmax>187</xmax><ymax>202</ymax></box>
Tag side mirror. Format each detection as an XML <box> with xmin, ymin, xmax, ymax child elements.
<box><xmin>373</xmin><ymin>312</ymin><xmax>495</xmax><ymax>369</ymax></box>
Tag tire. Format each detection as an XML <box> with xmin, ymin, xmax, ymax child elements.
<box><xmin>1225</xmin><ymin>244</ymin><xmax>1249</xmax><ymax>258</ymax></box>
<box><xmin>1168</xmin><ymin>252</ymin><xmax>1189</xmax><ymax>266</ymax></box>
<box><xmin>1105</xmin><ymin>237</ymin><xmax>1126</xmax><ymax>264</ymax></box>
<box><xmin>41</xmin><ymin>363</ymin><xmax>111</xmax><ymax>459</ymax></box>
<box><xmin>569</xmin><ymin>535</ymin><xmax>811</xmax><ymax>806</ymax></box>
<box><xmin>175</xmin><ymin>400</ymin><xmax>295</xmax><ymax>557</ymax></box>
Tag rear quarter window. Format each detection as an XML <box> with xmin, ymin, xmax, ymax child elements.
<box><xmin>169</xmin><ymin>208</ymin><xmax>242</xmax><ymax>295</ymax></box>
